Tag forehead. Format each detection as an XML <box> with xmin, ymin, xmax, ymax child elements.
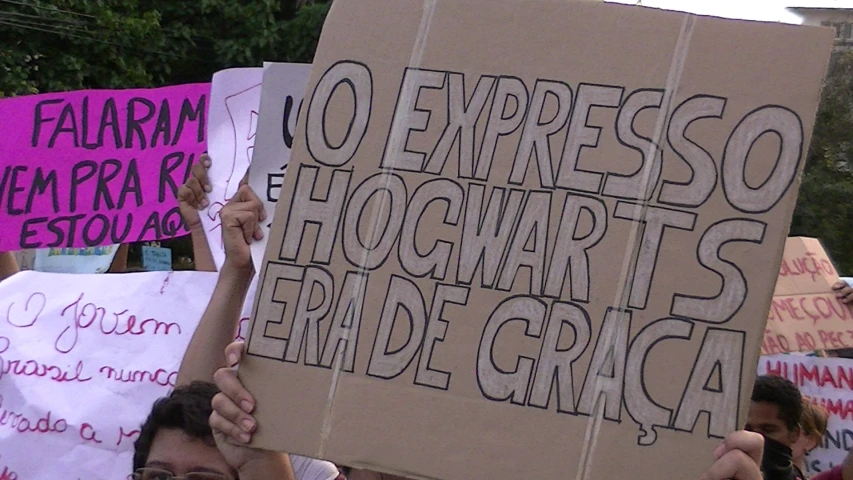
<box><xmin>146</xmin><ymin>428</ymin><xmax>234</xmax><ymax>477</ymax></box>
<box><xmin>748</xmin><ymin>401</ymin><xmax>785</xmax><ymax>424</ymax></box>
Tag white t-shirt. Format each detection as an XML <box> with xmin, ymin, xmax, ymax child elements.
<box><xmin>291</xmin><ymin>455</ymin><xmax>341</xmax><ymax>480</ymax></box>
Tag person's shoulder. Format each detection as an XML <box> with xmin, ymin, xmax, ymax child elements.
<box><xmin>812</xmin><ymin>465</ymin><xmax>844</xmax><ymax>480</ymax></box>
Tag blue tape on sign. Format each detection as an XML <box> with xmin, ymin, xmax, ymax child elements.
<box><xmin>142</xmin><ymin>246</ymin><xmax>172</xmax><ymax>271</ymax></box>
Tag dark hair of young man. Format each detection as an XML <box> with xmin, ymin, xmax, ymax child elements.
<box><xmin>133</xmin><ymin>381</ymin><xmax>219</xmax><ymax>470</ymax></box>
<box><xmin>751</xmin><ymin>375</ymin><xmax>803</xmax><ymax>432</ymax></box>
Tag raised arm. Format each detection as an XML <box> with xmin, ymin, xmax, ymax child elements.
<box><xmin>175</xmin><ymin>184</ymin><xmax>265</xmax><ymax>386</ymax></box>
<box><xmin>178</xmin><ymin>153</ymin><xmax>217</xmax><ymax>272</ymax></box>
<box><xmin>0</xmin><ymin>251</ymin><xmax>20</xmax><ymax>283</ymax></box>
<box><xmin>107</xmin><ymin>244</ymin><xmax>129</xmax><ymax>273</ymax></box>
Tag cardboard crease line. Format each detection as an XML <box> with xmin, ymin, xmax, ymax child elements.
<box><xmin>573</xmin><ymin>13</ymin><xmax>695</xmax><ymax>480</ymax></box>
<box><xmin>317</xmin><ymin>0</ymin><xmax>440</xmax><ymax>457</ymax></box>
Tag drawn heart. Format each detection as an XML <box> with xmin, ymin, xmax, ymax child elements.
<box><xmin>6</xmin><ymin>292</ymin><xmax>46</xmax><ymax>328</ymax></box>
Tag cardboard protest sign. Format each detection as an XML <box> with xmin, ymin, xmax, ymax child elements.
<box><xmin>242</xmin><ymin>1</ymin><xmax>833</xmax><ymax>478</ymax></box>
<box><xmin>759</xmin><ymin>354</ymin><xmax>853</xmax><ymax>476</ymax></box>
<box><xmin>0</xmin><ymin>83</ymin><xmax>209</xmax><ymax>251</ymax></box>
<box><xmin>0</xmin><ymin>270</ymin><xmax>217</xmax><ymax>480</ymax></box>
<box><xmin>248</xmin><ymin>63</ymin><xmax>311</xmax><ymax>270</ymax></box>
<box><xmin>763</xmin><ymin>237</ymin><xmax>853</xmax><ymax>354</ymax></box>
<box><xmin>33</xmin><ymin>245</ymin><xmax>119</xmax><ymax>274</ymax></box>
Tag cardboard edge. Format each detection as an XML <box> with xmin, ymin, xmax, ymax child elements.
<box><xmin>737</xmin><ymin>31</ymin><xmax>834</xmax><ymax>427</ymax></box>
<box><xmin>815</xmin><ymin>237</ymin><xmax>844</xmax><ymax>283</ymax></box>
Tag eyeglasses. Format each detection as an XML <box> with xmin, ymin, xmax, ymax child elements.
<box><xmin>131</xmin><ymin>468</ymin><xmax>230</xmax><ymax>480</ymax></box>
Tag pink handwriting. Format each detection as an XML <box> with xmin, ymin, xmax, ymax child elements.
<box><xmin>768</xmin><ymin>294</ymin><xmax>852</xmax><ymax>324</ymax></box>
<box><xmin>0</xmin><ymin>458</ymin><xmax>17</xmax><ymax>480</ymax></box>
<box><xmin>762</xmin><ymin>328</ymin><xmax>853</xmax><ymax>355</ymax></box>
<box><xmin>99</xmin><ymin>365</ymin><xmax>177</xmax><ymax>387</ymax></box>
<box><xmin>762</xmin><ymin>330</ymin><xmax>791</xmax><ymax>355</ymax></box>
<box><xmin>817</xmin><ymin>398</ymin><xmax>853</xmax><ymax>420</ymax></box>
<box><xmin>117</xmin><ymin>426</ymin><xmax>140</xmax><ymax>447</ymax></box>
<box><xmin>160</xmin><ymin>272</ymin><xmax>173</xmax><ymax>295</ymax></box>
<box><xmin>79</xmin><ymin>423</ymin><xmax>103</xmax><ymax>444</ymax></box>
<box><xmin>779</xmin><ymin>251</ymin><xmax>836</xmax><ymax>282</ymax></box>
<box><xmin>0</xmin><ymin>395</ymin><xmax>68</xmax><ymax>435</ymax></box>
<box><xmin>6</xmin><ymin>293</ymin><xmax>46</xmax><ymax>328</ymax></box>
<box><xmin>765</xmin><ymin>359</ymin><xmax>853</xmax><ymax>391</ymax></box>
<box><xmin>0</xmin><ymin>357</ymin><xmax>91</xmax><ymax>383</ymax></box>
<box><xmin>8</xmin><ymin>291</ymin><xmax>182</xmax><ymax>354</ymax></box>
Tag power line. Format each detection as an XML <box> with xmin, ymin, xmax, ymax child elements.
<box><xmin>0</xmin><ymin>12</ymin><xmax>95</xmax><ymax>34</ymax></box>
<box><xmin>0</xmin><ymin>18</ymin><xmax>106</xmax><ymax>43</ymax></box>
<box><xmin>0</xmin><ymin>0</ymin><xmax>218</xmax><ymax>44</ymax></box>
<box><xmin>0</xmin><ymin>9</ymin><xmax>88</xmax><ymax>25</ymax></box>
<box><xmin>0</xmin><ymin>0</ymin><xmax>95</xmax><ymax>19</ymax></box>
<box><xmin>0</xmin><ymin>18</ymin><xmax>215</xmax><ymax>63</ymax></box>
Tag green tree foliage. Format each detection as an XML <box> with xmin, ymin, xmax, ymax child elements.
<box><xmin>0</xmin><ymin>0</ymin><xmax>331</xmax><ymax>96</ymax></box>
<box><xmin>0</xmin><ymin>0</ymin><xmax>331</xmax><ymax>266</ymax></box>
<box><xmin>791</xmin><ymin>51</ymin><xmax>853</xmax><ymax>275</ymax></box>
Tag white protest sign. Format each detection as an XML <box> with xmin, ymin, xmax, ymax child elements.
<box><xmin>202</xmin><ymin>64</ymin><xmax>310</xmax><ymax>272</ymax></box>
<box><xmin>0</xmin><ymin>270</ymin><xmax>218</xmax><ymax>480</ymax></box>
<box><xmin>759</xmin><ymin>354</ymin><xmax>853</xmax><ymax>475</ymax></box>
<box><xmin>33</xmin><ymin>245</ymin><xmax>119</xmax><ymax>274</ymax></box>
<box><xmin>248</xmin><ymin>63</ymin><xmax>311</xmax><ymax>270</ymax></box>
<box><xmin>202</xmin><ymin>67</ymin><xmax>265</xmax><ymax>270</ymax></box>
<box><xmin>201</xmin><ymin>67</ymin><xmax>272</xmax><ymax>334</ymax></box>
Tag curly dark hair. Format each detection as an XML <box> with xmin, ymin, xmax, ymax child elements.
<box><xmin>133</xmin><ymin>381</ymin><xmax>219</xmax><ymax>471</ymax></box>
<box><xmin>752</xmin><ymin>375</ymin><xmax>803</xmax><ymax>432</ymax></box>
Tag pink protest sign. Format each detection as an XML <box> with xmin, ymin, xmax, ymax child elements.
<box><xmin>0</xmin><ymin>83</ymin><xmax>210</xmax><ymax>251</ymax></box>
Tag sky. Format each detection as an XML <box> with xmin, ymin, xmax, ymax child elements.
<box><xmin>607</xmin><ymin>0</ymin><xmax>853</xmax><ymax>23</ymax></box>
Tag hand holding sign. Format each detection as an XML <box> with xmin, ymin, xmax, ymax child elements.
<box><xmin>220</xmin><ymin>185</ymin><xmax>266</xmax><ymax>271</ymax></box>
<box><xmin>210</xmin><ymin>341</ymin><xmax>274</xmax><ymax>473</ymax></box>
<box><xmin>698</xmin><ymin>431</ymin><xmax>764</xmax><ymax>480</ymax></box>
<box><xmin>834</xmin><ymin>281</ymin><xmax>853</xmax><ymax>305</ymax></box>
<box><xmin>177</xmin><ymin>153</ymin><xmax>213</xmax><ymax>227</ymax></box>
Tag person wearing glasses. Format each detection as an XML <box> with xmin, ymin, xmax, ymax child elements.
<box><xmin>211</xmin><ymin>339</ymin><xmax>766</xmax><ymax>480</ymax></box>
<box><xmin>167</xmin><ymin>168</ymin><xmax>770</xmax><ymax>480</ymax></box>
<box><xmin>130</xmin><ymin>183</ymin><xmax>343</xmax><ymax>480</ymax></box>
<box><xmin>130</xmin><ymin>381</ymin><xmax>343</xmax><ymax>480</ymax></box>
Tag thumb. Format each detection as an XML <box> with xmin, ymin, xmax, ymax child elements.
<box><xmin>226</xmin><ymin>342</ymin><xmax>246</xmax><ymax>368</ymax></box>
